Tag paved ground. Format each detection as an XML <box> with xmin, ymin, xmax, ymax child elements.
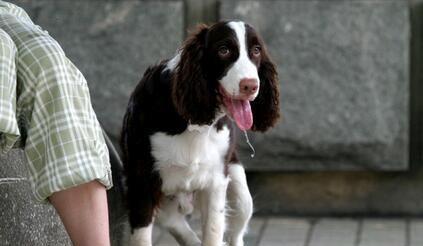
<box><xmin>153</xmin><ymin>217</ymin><xmax>423</xmax><ymax>246</ymax></box>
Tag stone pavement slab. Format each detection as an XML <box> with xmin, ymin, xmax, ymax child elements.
<box><xmin>256</xmin><ymin>218</ymin><xmax>311</xmax><ymax>246</ymax></box>
<box><xmin>154</xmin><ymin>217</ymin><xmax>414</xmax><ymax>246</ymax></box>
<box><xmin>359</xmin><ymin>219</ymin><xmax>407</xmax><ymax>246</ymax></box>
<box><xmin>410</xmin><ymin>219</ymin><xmax>423</xmax><ymax>246</ymax></box>
<box><xmin>244</xmin><ymin>218</ymin><xmax>266</xmax><ymax>246</ymax></box>
<box><xmin>309</xmin><ymin>219</ymin><xmax>358</xmax><ymax>246</ymax></box>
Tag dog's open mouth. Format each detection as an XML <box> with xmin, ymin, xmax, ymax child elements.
<box><xmin>219</xmin><ymin>86</ymin><xmax>253</xmax><ymax>131</ymax></box>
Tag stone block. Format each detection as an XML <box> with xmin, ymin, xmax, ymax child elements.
<box><xmin>222</xmin><ymin>0</ymin><xmax>410</xmax><ymax>170</ymax></box>
<box><xmin>10</xmin><ymin>0</ymin><xmax>184</xmax><ymax>142</ymax></box>
<box><xmin>0</xmin><ymin>150</ymin><xmax>71</xmax><ymax>245</ymax></box>
<box><xmin>410</xmin><ymin>220</ymin><xmax>423</xmax><ymax>246</ymax></box>
<box><xmin>309</xmin><ymin>219</ymin><xmax>358</xmax><ymax>246</ymax></box>
<box><xmin>260</xmin><ymin>218</ymin><xmax>310</xmax><ymax>246</ymax></box>
<box><xmin>360</xmin><ymin>219</ymin><xmax>406</xmax><ymax>246</ymax></box>
<box><xmin>247</xmin><ymin>170</ymin><xmax>423</xmax><ymax>216</ymax></box>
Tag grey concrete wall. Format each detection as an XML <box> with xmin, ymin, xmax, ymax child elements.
<box><xmin>11</xmin><ymin>0</ymin><xmax>409</xmax><ymax>172</ymax></box>
<box><xmin>10</xmin><ymin>0</ymin><xmax>184</xmax><ymax>143</ymax></box>
<box><xmin>9</xmin><ymin>0</ymin><xmax>411</xmax><ymax>172</ymax></box>
<box><xmin>245</xmin><ymin>0</ymin><xmax>423</xmax><ymax>216</ymax></box>
<box><xmin>222</xmin><ymin>0</ymin><xmax>410</xmax><ymax>171</ymax></box>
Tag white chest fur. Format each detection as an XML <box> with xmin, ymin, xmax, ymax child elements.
<box><xmin>150</xmin><ymin>125</ymin><xmax>230</xmax><ymax>194</ymax></box>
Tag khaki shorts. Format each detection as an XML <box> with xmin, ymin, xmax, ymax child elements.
<box><xmin>0</xmin><ymin>1</ymin><xmax>112</xmax><ymax>201</ymax></box>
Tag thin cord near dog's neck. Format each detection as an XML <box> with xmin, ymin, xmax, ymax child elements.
<box><xmin>243</xmin><ymin>130</ymin><xmax>255</xmax><ymax>158</ymax></box>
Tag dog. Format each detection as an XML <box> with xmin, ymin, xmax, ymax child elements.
<box><xmin>120</xmin><ymin>20</ymin><xmax>280</xmax><ymax>246</ymax></box>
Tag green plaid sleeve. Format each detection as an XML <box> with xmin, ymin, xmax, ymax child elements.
<box><xmin>0</xmin><ymin>28</ymin><xmax>20</xmax><ymax>154</ymax></box>
<box><xmin>0</xmin><ymin>1</ymin><xmax>112</xmax><ymax>201</ymax></box>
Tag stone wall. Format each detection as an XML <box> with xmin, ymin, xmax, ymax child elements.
<box><xmin>10</xmin><ymin>0</ymin><xmax>184</xmax><ymax>144</ymax></box>
<box><xmin>0</xmin><ymin>150</ymin><xmax>71</xmax><ymax>245</ymax></box>
<box><xmin>223</xmin><ymin>1</ymin><xmax>409</xmax><ymax>171</ymax></box>
<box><xmin>9</xmin><ymin>0</ymin><xmax>410</xmax><ymax>172</ymax></box>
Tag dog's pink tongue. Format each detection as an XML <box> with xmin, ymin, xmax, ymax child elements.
<box><xmin>227</xmin><ymin>99</ymin><xmax>253</xmax><ymax>131</ymax></box>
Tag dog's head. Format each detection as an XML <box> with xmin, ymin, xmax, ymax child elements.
<box><xmin>172</xmin><ymin>20</ymin><xmax>280</xmax><ymax>132</ymax></box>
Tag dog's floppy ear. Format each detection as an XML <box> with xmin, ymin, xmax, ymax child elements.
<box><xmin>172</xmin><ymin>24</ymin><xmax>218</xmax><ymax>125</ymax></box>
<box><xmin>251</xmin><ymin>46</ymin><xmax>280</xmax><ymax>132</ymax></box>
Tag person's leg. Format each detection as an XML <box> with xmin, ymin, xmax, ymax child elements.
<box><xmin>49</xmin><ymin>180</ymin><xmax>110</xmax><ymax>246</ymax></box>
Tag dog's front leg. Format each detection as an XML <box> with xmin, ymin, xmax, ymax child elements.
<box><xmin>201</xmin><ymin>178</ymin><xmax>229</xmax><ymax>246</ymax></box>
<box><xmin>225</xmin><ymin>164</ymin><xmax>253</xmax><ymax>246</ymax></box>
<box><xmin>129</xmin><ymin>223</ymin><xmax>153</xmax><ymax>246</ymax></box>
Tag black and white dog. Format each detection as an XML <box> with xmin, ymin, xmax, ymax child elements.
<box><xmin>121</xmin><ymin>20</ymin><xmax>280</xmax><ymax>246</ymax></box>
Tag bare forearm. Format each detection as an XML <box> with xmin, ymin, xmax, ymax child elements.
<box><xmin>49</xmin><ymin>181</ymin><xmax>110</xmax><ymax>246</ymax></box>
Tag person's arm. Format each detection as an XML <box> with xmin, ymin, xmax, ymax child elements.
<box><xmin>49</xmin><ymin>181</ymin><xmax>111</xmax><ymax>246</ymax></box>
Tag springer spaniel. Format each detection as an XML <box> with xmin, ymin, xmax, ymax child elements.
<box><xmin>121</xmin><ymin>20</ymin><xmax>280</xmax><ymax>246</ymax></box>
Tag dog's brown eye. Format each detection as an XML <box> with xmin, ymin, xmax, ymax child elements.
<box><xmin>218</xmin><ymin>46</ymin><xmax>230</xmax><ymax>57</ymax></box>
<box><xmin>251</xmin><ymin>45</ymin><xmax>261</xmax><ymax>57</ymax></box>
